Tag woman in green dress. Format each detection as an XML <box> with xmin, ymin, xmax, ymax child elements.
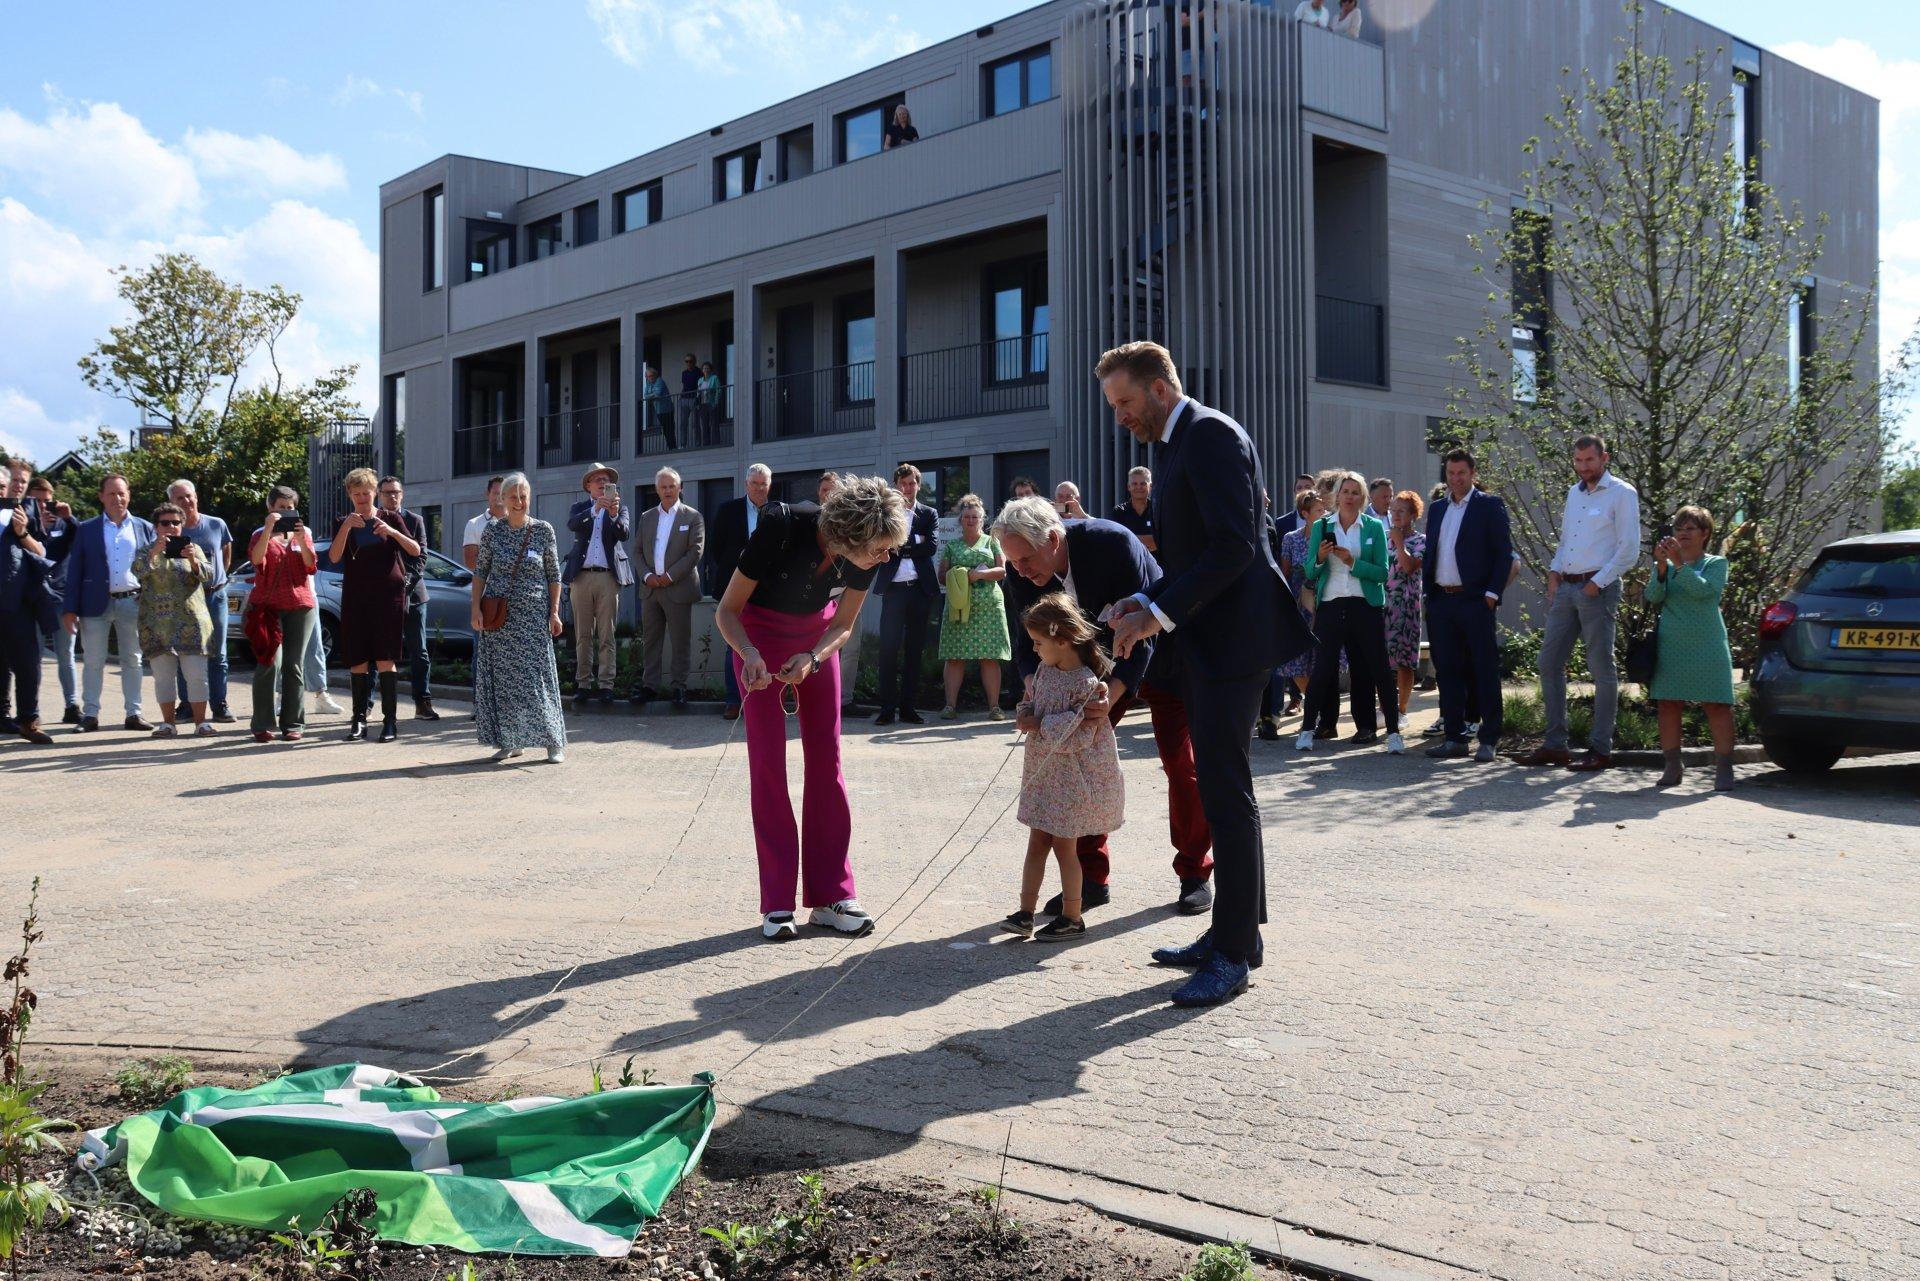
<box><xmin>1644</xmin><ymin>505</ymin><xmax>1737</xmax><ymax>791</ymax></box>
<box><xmin>935</xmin><ymin>493</ymin><xmax>1011</xmax><ymax>720</ymax></box>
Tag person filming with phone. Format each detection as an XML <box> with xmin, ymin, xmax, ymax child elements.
<box><xmin>247</xmin><ymin>487</ymin><xmax>319</xmax><ymax>741</ymax></box>
<box><xmin>134</xmin><ymin>502</ymin><xmax>217</xmax><ymax>738</ymax></box>
<box><xmin>327</xmin><ymin>467</ymin><xmax>421</xmax><ymax>743</ymax></box>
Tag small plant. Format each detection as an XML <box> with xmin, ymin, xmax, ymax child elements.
<box><xmin>113</xmin><ymin>1054</ymin><xmax>195</xmax><ymax>1108</ymax></box>
<box><xmin>591</xmin><ymin>1057</ymin><xmax>654</xmax><ymax>1092</ymax></box>
<box><xmin>1182</xmin><ymin>1240</ymin><xmax>1256</xmax><ymax>1281</ymax></box>
<box><xmin>266</xmin><ymin>1187</ymin><xmax>377</xmax><ymax>1279</ymax></box>
<box><xmin>0</xmin><ymin>880</ymin><xmax>70</xmax><ymax>1278</ymax></box>
<box><xmin>699</xmin><ymin>1220</ymin><xmax>770</xmax><ymax>1274</ymax></box>
<box><xmin>964</xmin><ymin>1183</ymin><xmax>1024</xmax><ymax>1253</ymax></box>
<box><xmin>588</xmin><ymin>1060</ymin><xmax>604</xmax><ymax>1094</ymax></box>
<box><xmin>442</xmin><ymin>1263</ymin><xmax>481</xmax><ymax>1281</ymax></box>
<box><xmin>846</xmin><ymin>1252</ymin><xmax>887</xmax><ymax>1278</ymax></box>
<box><xmin>266</xmin><ymin>1215</ymin><xmax>358</xmax><ymax>1275</ymax></box>
<box><xmin>770</xmin><ymin>1173</ymin><xmax>832</xmax><ymax>1256</ymax></box>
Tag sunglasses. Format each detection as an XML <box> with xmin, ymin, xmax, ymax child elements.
<box><xmin>157</xmin><ymin>520</ymin><xmax>184</xmax><ymax>529</ymax></box>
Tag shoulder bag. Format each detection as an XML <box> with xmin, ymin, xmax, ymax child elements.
<box><xmin>478</xmin><ymin>524</ymin><xmax>535</xmax><ymax>633</ymax></box>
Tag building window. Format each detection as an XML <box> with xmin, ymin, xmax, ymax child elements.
<box><xmin>779</xmin><ymin>126</ymin><xmax>814</xmax><ymax>181</ymax></box>
<box><xmin>466</xmin><ymin>222</ymin><xmax>514</xmax><ymax>281</ymax></box>
<box><xmin>383</xmin><ymin>372</ymin><xmax>407</xmax><ymax>477</ymax></box>
<box><xmin>985</xmin><ymin>45</ymin><xmax>1053</xmax><ymax>116</ymax></box>
<box><xmin>423</xmin><ymin>187</ymin><xmax>444</xmax><ymax>291</ymax></box>
<box><xmin>986</xmin><ymin>256</ymin><xmax>1049</xmax><ymax>383</ymax></box>
<box><xmin>573</xmin><ymin>202</ymin><xmax>599</xmax><ymax>247</ymax></box>
<box><xmin>836</xmin><ymin>97</ymin><xmax>901</xmax><ymax>163</ymax></box>
<box><xmin>1787</xmin><ymin>279</ymin><xmax>1815</xmax><ymax>398</ymax></box>
<box><xmin>835</xmin><ymin>292</ymin><xmax>876</xmax><ymax>405</ymax></box>
<box><xmin>1732</xmin><ymin>41</ymin><xmax>1761</xmax><ymax>222</ymax></box>
<box><xmin>615</xmin><ymin>180</ymin><xmax>663</xmax><ymax>233</ymax></box>
<box><xmin>526</xmin><ymin>214</ymin><xmax>563</xmax><ymax>262</ymax></box>
<box><xmin>417</xmin><ymin>505</ymin><xmax>442</xmax><ymax>554</ymax></box>
<box><xmin>1510</xmin><ymin>210</ymin><xmax>1551</xmax><ymax>405</ymax></box>
<box><xmin>714</xmin><ymin>145</ymin><xmax>761</xmax><ymax>202</ymax></box>
<box><xmin>915</xmin><ymin>458</ymin><xmax>973</xmax><ymax>516</ymax></box>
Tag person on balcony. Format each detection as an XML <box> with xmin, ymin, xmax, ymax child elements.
<box><xmin>695</xmin><ymin>361</ymin><xmax>723</xmax><ymax>441</ymax></box>
<box><xmin>643</xmin><ymin>365</ymin><xmax>677</xmax><ymax>450</ymax></box>
<box><xmin>678</xmin><ymin>353</ymin><xmax>701</xmax><ymax>432</ymax></box>
<box><xmin>1293</xmin><ymin>0</ymin><xmax>1330</xmax><ymax>28</ymax></box>
<box><xmin>883</xmin><ymin>104</ymin><xmax>919</xmax><ymax>149</ymax></box>
<box><xmin>1332</xmin><ymin>0</ymin><xmax>1364</xmax><ymax>38</ymax></box>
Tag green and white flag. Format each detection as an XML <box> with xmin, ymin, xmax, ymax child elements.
<box><xmin>80</xmin><ymin>1063</ymin><xmax>715</xmax><ymax>1257</ymax></box>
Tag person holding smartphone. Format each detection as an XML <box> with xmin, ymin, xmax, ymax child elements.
<box><xmin>247</xmin><ymin>487</ymin><xmax>319</xmax><ymax>741</ymax></box>
<box><xmin>328</xmin><ymin>467</ymin><xmax>421</xmax><ymax>742</ymax></box>
<box><xmin>133</xmin><ymin>502</ymin><xmax>216</xmax><ymax>737</ymax></box>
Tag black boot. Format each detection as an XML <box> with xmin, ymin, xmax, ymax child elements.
<box><xmin>346</xmin><ymin>673</ymin><xmax>370</xmax><ymax>741</ymax></box>
<box><xmin>379</xmin><ymin>671</ymin><xmax>399</xmax><ymax>742</ymax></box>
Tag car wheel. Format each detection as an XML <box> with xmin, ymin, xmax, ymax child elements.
<box><xmin>319</xmin><ymin>613</ymin><xmax>341</xmax><ymax>668</ymax></box>
<box><xmin>1761</xmin><ymin>736</ymin><xmax>1844</xmax><ymax>775</ymax></box>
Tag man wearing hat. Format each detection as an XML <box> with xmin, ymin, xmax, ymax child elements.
<box><xmin>563</xmin><ymin>463</ymin><xmax>633</xmax><ymax>706</ymax></box>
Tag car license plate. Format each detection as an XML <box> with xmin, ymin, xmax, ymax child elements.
<box><xmin>229</xmin><ymin>594</ymin><xmax>245</xmax><ymax>609</ymax></box>
<box><xmin>1834</xmin><ymin>626</ymin><xmax>1920</xmax><ymax>651</ymax></box>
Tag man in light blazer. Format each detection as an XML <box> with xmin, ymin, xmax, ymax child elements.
<box><xmin>563</xmin><ymin>462</ymin><xmax>633</xmax><ymax>707</ymax></box>
<box><xmin>633</xmin><ymin>466</ymin><xmax>705</xmax><ymax>709</ymax></box>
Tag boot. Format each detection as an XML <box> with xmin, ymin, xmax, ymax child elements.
<box><xmin>346</xmin><ymin>672</ymin><xmax>370</xmax><ymax>741</ymax></box>
<box><xmin>1713</xmin><ymin>753</ymin><xmax>1735</xmax><ymax>792</ymax></box>
<box><xmin>413</xmin><ymin>696</ymin><xmax>441</xmax><ymax>721</ymax></box>
<box><xmin>18</xmin><ymin>718</ymin><xmax>51</xmax><ymax>746</ymax></box>
<box><xmin>1655</xmin><ymin>748</ymin><xmax>1683</xmax><ymax>789</ymax></box>
<box><xmin>379</xmin><ymin>671</ymin><xmax>399</xmax><ymax>743</ymax></box>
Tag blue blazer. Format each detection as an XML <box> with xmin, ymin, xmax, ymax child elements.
<box><xmin>1142</xmin><ymin>401</ymin><xmax>1314</xmax><ymax>681</ymax></box>
<box><xmin>562</xmin><ymin>498</ymin><xmax>633</xmax><ymax>586</ymax></box>
<box><xmin>1004</xmin><ymin>518</ymin><xmax>1162</xmax><ymax>696</ymax></box>
<box><xmin>61</xmin><ymin>513</ymin><xmax>155</xmax><ymax>618</ymax></box>
<box><xmin>1421</xmin><ymin>489</ymin><xmax>1513</xmax><ymax>602</ymax></box>
<box><xmin>872</xmin><ymin>500</ymin><xmax>941</xmax><ymax>600</ymax></box>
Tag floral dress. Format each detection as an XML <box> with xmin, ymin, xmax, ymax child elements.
<box><xmin>133</xmin><ymin>554</ymin><xmax>213</xmax><ymax>656</ymax></box>
<box><xmin>1278</xmin><ymin>525</ymin><xmax>1342</xmax><ymax>680</ymax></box>
<box><xmin>936</xmin><ymin>535</ymin><xmax>1012</xmax><ymax>662</ymax></box>
<box><xmin>1016</xmin><ymin>663</ymin><xmax>1126</xmax><ymax>840</ymax></box>
<box><xmin>1384</xmin><ymin>529</ymin><xmax>1426</xmax><ymax>671</ymax></box>
<box><xmin>474</xmin><ymin>518</ymin><xmax>567</xmax><ymax>751</ymax></box>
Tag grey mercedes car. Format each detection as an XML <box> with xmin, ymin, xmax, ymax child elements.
<box><xmin>224</xmin><ymin>539</ymin><xmax>479</xmax><ymax>663</ymax></box>
<box><xmin>1750</xmin><ymin>529</ymin><xmax>1920</xmax><ymax>773</ymax></box>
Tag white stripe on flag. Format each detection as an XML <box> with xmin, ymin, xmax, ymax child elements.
<box><xmin>188</xmin><ymin>1103</ymin><xmax>463</xmax><ymax>1175</ymax></box>
<box><xmin>500</xmin><ymin>1181</ymin><xmax>631</xmax><ymax>1257</ymax></box>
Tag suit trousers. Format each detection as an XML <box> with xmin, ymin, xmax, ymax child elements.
<box><xmin>875</xmin><ymin>584</ymin><xmax>930</xmax><ymax>714</ymax></box>
<box><xmin>640</xmin><ymin>589</ymin><xmax>692</xmax><ymax>690</ymax></box>
<box><xmin>568</xmin><ymin>571</ymin><xmax>621</xmax><ymax>690</ymax></box>
<box><xmin>1305</xmin><ymin>597</ymin><xmax>1398</xmax><ymax>736</ymax></box>
<box><xmin>1180</xmin><ymin>665</ymin><xmax>1269</xmax><ymax>961</ymax></box>
<box><xmin>1075</xmin><ymin>679</ymin><xmax>1213</xmax><ymax>886</ymax></box>
<box><xmin>0</xmin><ymin>608</ymin><xmax>40</xmax><ymax>724</ymax></box>
<box><xmin>1429</xmin><ymin>590</ymin><xmax>1503</xmax><ymax>744</ymax></box>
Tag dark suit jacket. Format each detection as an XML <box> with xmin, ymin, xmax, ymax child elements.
<box><xmin>703</xmin><ymin>496</ymin><xmax>761</xmax><ymax>599</ymax></box>
<box><xmin>0</xmin><ymin>500</ymin><xmax>54</xmax><ymax>614</ymax></box>
<box><xmin>1272</xmin><ymin>508</ymin><xmax>1302</xmax><ymax>543</ymax></box>
<box><xmin>390</xmin><ymin>508</ymin><xmax>429</xmax><ymax>603</ymax></box>
<box><xmin>61</xmin><ymin>513</ymin><xmax>156</xmax><ymax>618</ymax></box>
<box><xmin>1004</xmin><ymin>519</ymin><xmax>1162</xmax><ymax>696</ymax></box>
<box><xmin>564</xmin><ymin>498</ymin><xmax>633</xmax><ymax>586</ymax></box>
<box><xmin>1143</xmin><ymin>401</ymin><xmax>1313</xmax><ymax>681</ymax></box>
<box><xmin>872</xmin><ymin>500</ymin><xmax>940</xmax><ymax>600</ymax></box>
<box><xmin>1421</xmin><ymin>488</ymin><xmax>1514</xmax><ymax>602</ymax></box>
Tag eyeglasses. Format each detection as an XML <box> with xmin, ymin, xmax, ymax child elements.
<box><xmin>157</xmin><ymin>521</ymin><xmax>183</xmax><ymax>529</ymax></box>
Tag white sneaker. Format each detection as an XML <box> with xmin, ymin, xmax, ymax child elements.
<box><xmin>546</xmin><ymin>747</ymin><xmax>565</xmax><ymax>764</ymax></box>
<box><xmin>762</xmin><ymin>913</ymin><xmax>798</xmax><ymax>941</ymax></box>
<box><xmin>1386</xmin><ymin>732</ymin><xmax>1404</xmax><ymax>755</ymax></box>
<box><xmin>1295</xmin><ymin>730</ymin><xmax>1314</xmax><ymax>752</ymax></box>
<box><xmin>809</xmin><ymin>899</ymin><xmax>874</xmax><ymax>936</ymax></box>
<box><xmin>194</xmin><ymin>721</ymin><xmax>217</xmax><ymax>737</ymax></box>
<box><xmin>491</xmin><ymin>747</ymin><xmax>523</xmax><ymax>763</ymax></box>
<box><xmin>314</xmin><ymin>691</ymin><xmax>344</xmax><ymax>714</ymax></box>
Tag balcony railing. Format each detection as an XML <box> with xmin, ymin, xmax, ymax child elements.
<box><xmin>754</xmin><ymin>364</ymin><xmax>876</xmax><ymax>441</ymax></box>
<box><xmin>639</xmin><ymin>388</ymin><xmax>735</xmax><ymax>456</ymax></box>
<box><xmin>453</xmin><ymin>419</ymin><xmax>524</xmax><ymax>477</ymax></box>
<box><xmin>1315</xmin><ymin>295</ymin><xmax>1386</xmax><ymax>387</ymax></box>
<box><xmin>899</xmin><ymin>336</ymin><xmax>1049</xmax><ymax>425</ymax></box>
<box><xmin>538</xmin><ymin>405</ymin><xmax>618</xmax><ymax>469</ymax></box>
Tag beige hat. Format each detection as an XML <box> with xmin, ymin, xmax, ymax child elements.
<box><xmin>581</xmin><ymin>462</ymin><xmax>619</xmax><ymax>492</ymax></box>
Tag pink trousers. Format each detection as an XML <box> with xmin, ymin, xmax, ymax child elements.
<box><xmin>736</xmin><ymin>602</ymin><xmax>857</xmax><ymax>914</ymax></box>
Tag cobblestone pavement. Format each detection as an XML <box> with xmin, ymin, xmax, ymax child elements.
<box><xmin>6</xmin><ymin>660</ymin><xmax>1917</xmax><ymax>1280</ymax></box>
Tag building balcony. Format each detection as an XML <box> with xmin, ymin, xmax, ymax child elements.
<box><xmin>639</xmin><ymin>391</ymin><xmax>735</xmax><ymax>456</ymax></box>
<box><xmin>754</xmin><ymin>364</ymin><xmax>876</xmax><ymax>441</ymax></box>
<box><xmin>538</xmin><ymin>405</ymin><xmax>617</xmax><ymax>470</ymax></box>
<box><xmin>1299</xmin><ymin>22</ymin><xmax>1385</xmax><ymax>130</ymax></box>
<box><xmin>453</xmin><ymin>419</ymin><xmax>524</xmax><ymax>478</ymax></box>
<box><xmin>899</xmin><ymin>336</ymin><xmax>1049</xmax><ymax>425</ymax></box>
<box><xmin>1315</xmin><ymin>294</ymin><xmax>1386</xmax><ymax>387</ymax></box>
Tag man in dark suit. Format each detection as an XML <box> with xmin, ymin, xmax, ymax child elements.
<box><xmin>1102</xmin><ymin>342</ymin><xmax>1313</xmax><ymax>1007</ymax></box>
<box><xmin>703</xmin><ymin>463</ymin><xmax>774</xmax><ymax>719</ymax></box>
<box><xmin>870</xmin><ymin>462</ymin><xmax>940</xmax><ymax>726</ymax></box>
<box><xmin>0</xmin><ymin>466</ymin><xmax>56</xmax><ymax>743</ymax></box>
<box><xmin>995</xmin><ymin>498</ymin><xmax>1218</xmax><ymax>916</ymax></box>
<box><xmin>1271</xmin><ymin>473</ymin><xmax>1316</xmax><ymax>542</ymax></box>
<box><xmin>1422</xmin><ymin>447</ymin><xmax>1513</xmax><ymax>761</ymax></box>
<box><xmin>563</xmin><ymin>462</ymin><xmax>632</xmax><ymax>707</ymax></box>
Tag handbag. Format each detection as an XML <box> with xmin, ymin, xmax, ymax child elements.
<box><xmin>1625</xmin><ymin>617</ymin><xmax>1660</xmax><ymax>685</ymax></box>
<box><xmin>478</xmin><ymin>524</ymin><xmax>536</xmax><ymax>633</ymax></box>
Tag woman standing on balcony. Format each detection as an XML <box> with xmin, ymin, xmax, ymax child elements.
<box><xmin>715</xmin><ymin>476</ymin><xmax>908</xmax><ymax>941</ymax></box>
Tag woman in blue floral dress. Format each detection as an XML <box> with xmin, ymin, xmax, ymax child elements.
<box><xmin>1384</xmin><ymin>490</ymin><xmax>1426</xmax><ymax>718</ymax></box>
<box><xmin>1277</xmin><ymin>490</ymin><xmax>1338</xmax><ymax>704</ymax></box>
<box><xmin>468</xmin><ymin>473</ymin><xmax>568</xmax><ymax>763</ymax></box>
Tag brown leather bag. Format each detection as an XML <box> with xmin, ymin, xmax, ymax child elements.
<box><xmin>478</xmin><ymin>524</ymin><xmax>535</xmax><ymax>633</ymax></box>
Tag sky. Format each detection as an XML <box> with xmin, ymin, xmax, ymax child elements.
<box><xmin>1</xmin><ymin>0</ymin><xmax>1915</xmax><ymax>466</ymax></box>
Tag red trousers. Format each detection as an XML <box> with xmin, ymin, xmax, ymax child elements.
<box><xmin>1076</xmin><ymin>679</ymin><xmax>1214</xmax><ymax>885</ymax></box>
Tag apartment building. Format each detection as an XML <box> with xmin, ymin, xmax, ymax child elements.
<box><xmin>374</xmin><ymin>0</ymin><xmax>1877</xmax><ymax>553</ymax></box>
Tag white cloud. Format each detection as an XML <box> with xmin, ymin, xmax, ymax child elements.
<box><xmin>331</xmin><ymin>75</ymin><xmax>426</xmax><ymax>117</ymax></box>
<box><xmin>588</xmin><ymin>0</ymin><xmax>921</xmax><ymax>75</ymax></box>
<box><xmin>0</xmin><ymin>386</ymin><xmax>102</xmax><ymax>464</ymax></box>
<box><xmin>182</xmin><ymin>129</ymin><xmax>347</xmax><ymax>196</ymax></box>
<box><xmin>0</xmin><ymin>94</ymin><xmax>201</xmax><ymax>233</ymax></box>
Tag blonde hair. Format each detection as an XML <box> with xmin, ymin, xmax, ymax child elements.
<box><xmin>956</xmin><ymin>492</ymin><xmax>986</xmax><ymax>518</ymax></box>
<box><xmin>1022</xmin><ymin>592</ymin><xmax>1114</xmax><ymax>679</ymax></box>
<box><xmin>819</xmin><ymin>475</ymin><xmax>909</xmax><ymax>554</ymax></box>
<box><xmin>344</xmin><ymin>467</ymin><xmax>379</xmax><ymax>493</ymax></box>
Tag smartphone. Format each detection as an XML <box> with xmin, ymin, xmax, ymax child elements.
<box><xmin>280</xmin><ymin>511</ymin><xmax>303</xmax><ymax>529</ymax></box>
<box><xmin>1053</xmin><ymin>501</ymin><xmax>1069</xmax><ymax>515</ymax></box>
<box><xmin>1656</xmin><ymin>522</ymin><xmax>1674</xmax><ymax>542</ymax></box>
<box><xmin>165</xmin><ymin>535</ymin><xmax>191</xmax><ymax>557</ymax></box>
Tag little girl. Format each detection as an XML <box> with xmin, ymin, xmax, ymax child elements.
<box><xmin>1005</xmin><ymin>592</ymin><xmax>1126</xmax><ymax>941</ymax></box>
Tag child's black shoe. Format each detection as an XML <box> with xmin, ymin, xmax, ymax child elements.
<box><xmin>1001</xmin><ymin>911</ymin><xmax>1035</xmax><ymax>938</ymax></box>
<box><xmin>1035</xmin><ymin>915</ymin><xmax>1086</xmax><ymax>942</ymax></box>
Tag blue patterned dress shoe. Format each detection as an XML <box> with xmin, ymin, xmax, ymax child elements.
<box><xmin>1171</xmin><ymin>952</ymin><xmax>1251</xmax><ymax>1007</ymax></box>
<box><xmin>1150</xmin><ymin>931</ymin><xmax>1263</xmax><ymax>970</ymax></box>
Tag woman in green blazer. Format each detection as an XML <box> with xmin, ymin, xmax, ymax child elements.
<box><xmin>1298</xmin><ymin>473</ymin><xmax>1403</xmax><ymax>754</ymax></box>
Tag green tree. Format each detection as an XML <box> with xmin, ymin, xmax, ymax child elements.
<box><xmin>1447</xmin><ymin>4</ymin><xmax>1903</xmax><ymax>662</ymax></box>
<box><xmin>1884</xmin><ymin>460</ymin><xmax>1920</xmax><ymax>532</ymax></box>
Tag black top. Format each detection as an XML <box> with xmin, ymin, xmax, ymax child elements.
<box><xmin>884</xmin><ymin>121</ymin><xmax>920</xmax><ymax>147</ymax></box>
<box><xmin>1109</xmin><ymin>499</ymin><xmax>1156</xmax><ymax>549</ymax></box>
<box><xmin>732</xmin><ymin>501</ymin><xmax>880</xmax><ymax>615</ymax></box>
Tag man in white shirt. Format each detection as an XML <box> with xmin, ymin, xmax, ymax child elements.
<box><xmin>462</xmin><ymin>475</ymin><xmax>507</xmax><ymax>571</ymax></box>
<box><xmin>1421</xmin><ymin>448</ymin><xmax>1513</xmax><ymax>760</ymax></box>
<box><xmin>633</xmin><ymin>467</ymin><xmax>705</xmax><ymax>709</ymax></box>
<box><xmin>1520</xmin><ymin>434</ymin><xmax>1641</xmax><ymax>771</ymax></box>
<box><xmin>1293</xmin><ymin>0</ymin><xmax>1331</xmax><ymax>28</ymax></box>
<box><xmin>60</xmin><ymin>474</ymin><xmax>154</xmax><ymax>732</ymax></box>
<box><xmin>562</xmin><ymin>463</ymin><xmax>632</xmax><ymax>707</ymax></box>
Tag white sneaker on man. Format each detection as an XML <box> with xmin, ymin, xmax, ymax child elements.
<box><xmin>313</xmin><ymin>690</ymin><xmax>344</xmax><ymax>714</ymax></box>
<box><xmin>762</xmin><ymin>912</ymin><xmax>798</xmax><ymax>941</ymax></box>
<box><xmin>1294</xmin><ymin>730</ymin><xmax>1315</xmax><ymax>752</ymax></box>
<box><xmin>809</xmin><ymin>899</ymin><xmax>874</xmax><ymax>936</ymax></box>
<box><xmin>1386</xmin><ymin>732</ymin><xmax>1405</xmax><ymax>755</ymax></box>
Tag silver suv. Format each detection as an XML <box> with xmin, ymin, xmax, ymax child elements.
<box><xmin>1750</xmin><ymin>529</ymin><xmax>1920</xmax><ymax>773</ymax></box>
